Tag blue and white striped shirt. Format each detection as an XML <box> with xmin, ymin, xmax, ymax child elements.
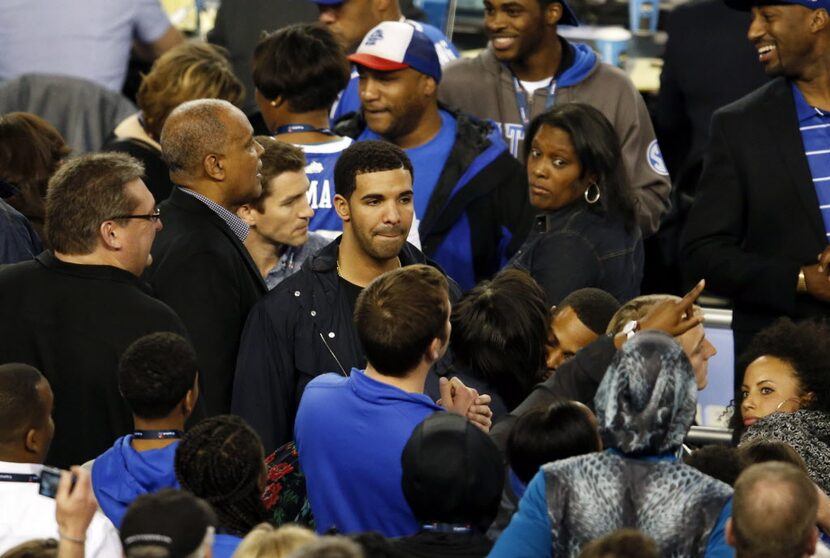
<box><xmin>794</xmin><ymin>83</ymin><xmax>830</xmax><ymax>239</ymax></box>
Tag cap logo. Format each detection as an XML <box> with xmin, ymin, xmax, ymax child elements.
<box><xmin>364</xmin><ymin>29</ymin><xmax>384</xmax><ymax>46</ymax></box>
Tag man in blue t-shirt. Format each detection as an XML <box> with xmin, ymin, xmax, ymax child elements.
<box><xmin>295</xmin><ymin>264</ymin><xmax>492</xmax><ymax>536</ymax></box>
<box><xmin>335</xmin><ymin>21</ymin><xmax>532</xmax><ymax>289</ymax></box>
<box><xmin>308</xmin><ymin>0</ymin><xmax>459</xmax><ymax>121</ymax></box>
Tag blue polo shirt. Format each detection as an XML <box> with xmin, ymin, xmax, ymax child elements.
<box><xmin>793</xmin><ymin>83</ymin><xmax>830</xmax><ymax>239</ymax></box>
<box><xmin>295</xmin><ymin>368</ymin><xmax>443</xmax><ymax>536</ymax></box>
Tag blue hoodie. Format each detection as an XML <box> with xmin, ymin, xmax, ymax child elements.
<box><xmin>91</xmin><ymin>435</ymin><xmax>180</xmax><ymax>528</ymax></box>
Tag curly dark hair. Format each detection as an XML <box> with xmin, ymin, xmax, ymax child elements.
<box><xmin>524</xmin><ymin>103</ymin><xmax>638</xmax><ymax>231</ymax></box>
<box><xmin>175</xmin><ymin>415</ymin><xmax>268</xmax><ymax>536</ymax></box>
<box><xmin>728</xmin><ymin>318</ymin><xmax>830</xmax><ymax>439</ymax></box>
<box><xmin>333</xmin><ymin>140</ymin><xmax>413</xmax><ymax>199</ymax></box>
<box><xmin>118</xmin><ymin>332</ymin><xmax>197</xmax><ymax>419</ymax></box>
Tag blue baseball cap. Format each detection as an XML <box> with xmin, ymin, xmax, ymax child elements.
<box><xmin>347</xmin><ymin>21</ymin><xmax>442</xmax><ymax>83</ymax></box>
<box><xmin>725</xmin><ymin>0</ymin><xmax>830</xmax><ymax>10</ymax></box>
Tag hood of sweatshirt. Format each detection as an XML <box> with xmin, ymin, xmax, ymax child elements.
<box><xmin>91</xmin><ymin>435</ymin><xmax>180</xmax><ymax>528</ymax></box>
<box><xmin>557</xmin><ymin>42</ymin><xmax>598</xmax><ymax>88</ymax></box>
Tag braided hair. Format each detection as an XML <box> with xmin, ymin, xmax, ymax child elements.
<box><xmin>175</xmin><ymin>415</ymin><xmax>269</xmax><ymax>536</ymax></box>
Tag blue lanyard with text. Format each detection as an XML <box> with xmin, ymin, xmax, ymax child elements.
<box><xmin>274</xmin><ymin>124</ymin><xmax>335</xmax><ymax>136</ymax></box>
<box><xmin>133</xmin><ymin>430</ymin><xmax>183</xmax><ymax>440</ymax></box>
<box><xmin>0</xmin><ymin>473</ymin><xmax>39</xmax><ymax>483</ymax></box>
<box><xmin>511</xmin><ymin>75</ymin><xmax>557</xmax><ymax>129</ymax></box>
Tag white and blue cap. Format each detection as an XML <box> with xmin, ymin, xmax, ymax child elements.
<box><xmin>725</xmin><ymin>0</ymin><xmax>830</xmax><ymax>10</ymax></box>
<box><xmin>347</xmin><ymin>21</ymin><xmax>442</xmax><ymax>83</ymax></box>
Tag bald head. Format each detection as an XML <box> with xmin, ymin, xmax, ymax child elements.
<box><xmin>160</xmin><ymin>99</ymin><xmax>236</xmax><ymax>176</ymax></box>
<box><xmin>730</xmin><ymin>462</ymin><xmax>818</xmax><ymax>558</ymax></box>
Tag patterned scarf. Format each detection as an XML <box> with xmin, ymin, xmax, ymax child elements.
<box><xmin>594</xmin><ymin>331</ymin><xmax>698</xmax><ymax>455</ymax></box>
<box><xmin>741</xmin><ymin>408</ymin><xmax>830</xmax><ymax>494</ymax></box>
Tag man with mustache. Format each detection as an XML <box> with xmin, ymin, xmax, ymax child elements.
<box><xmin>335</xmin><ymin>21</ymin><xmax>532</xmax><ymax>290</ymax></box>
<box><xmin>681</xmin><ymin>0</ymin><xmax>830</xmax><ymax>383</ymax></box>
<box><xmin>233</xmin><ymin>140</ymin><xmax>468</xmax><ymax>452</ymax></box>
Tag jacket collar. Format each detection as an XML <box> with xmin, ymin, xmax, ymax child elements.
<box><xmin>166</xmin><ymin>188</ymin><xmax>267</xmax><ymax>293</ymax></box>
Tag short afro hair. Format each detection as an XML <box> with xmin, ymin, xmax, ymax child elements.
<box><xmin>333</xmin><ymin>140</ymin><xmax>413</xmax><ymax>200</ymax></box>
<box><xmin>556</xmin><ymin>288</ymin><xmax>620</xmax><ymax>335</ymax></box>
<box><xmin>118</xmin><ymin>332</ymin><xmax>198</xmax><ymax>419</ymax></box>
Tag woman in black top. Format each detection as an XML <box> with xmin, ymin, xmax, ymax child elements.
<box><xmin>510</xmin><ymin>103</ymin><xmax>643</xmax><ymax>306</ymax></box>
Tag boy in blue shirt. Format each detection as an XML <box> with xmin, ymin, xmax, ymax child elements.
<box><xmin>90</xmin><ymin>332</ymin><xmax>199</xmax><ymax>528</ymax></box>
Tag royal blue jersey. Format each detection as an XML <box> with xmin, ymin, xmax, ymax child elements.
<box><xmin>299</xmin><ymin>137</ymin><xmax>353</xmax><ymax>238</ymax></box>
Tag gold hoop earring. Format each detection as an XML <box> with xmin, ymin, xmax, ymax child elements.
<box><xmin>584</xmin><ymin>182</ymin><xmax>600</xmax><ymax>204</ymax></box>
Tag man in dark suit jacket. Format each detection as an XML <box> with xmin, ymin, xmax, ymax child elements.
<box><xmin>0</xmin><ymin>152</ymin><xmax>187</xmax><ymax>468</ymax></box>
<box><xmin>146</xmin><ymin>99</ymin><xmax>267</xmax><ymax>415</ymax></box>
<box><xmin>655</xmin><ymin>0</ymin><xmax>767</xmax><ymax>190</ymax></box>
<box><xmin>680</xmin><ymin>0</ymin><xmax>830</xmax><ymax>378</ymax></box>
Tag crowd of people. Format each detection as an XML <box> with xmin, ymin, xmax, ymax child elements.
<box><xmin>2</xmin><ymin>0</ymin><xmax>830</xmax><ymax>555</ymax></box>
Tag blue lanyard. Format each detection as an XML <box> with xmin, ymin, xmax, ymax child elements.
<box><xmin>511</xmin><ymin>74</ymin><xmax>557</xmax><ymax>129</ymax></box>
<box><xmin>274</xmin><ymin>124</ymin><xmax>335</xmax><ymax>136</ymax></box>
<box><xmin>0</xmin><ymin>473</ymin><xmax>39</xmax><ymax>483</ymax></box>
<box><xmin>133</xmin><ymin>429</ymin><xmax>183</xmax><ymax>440</ymax></box>
<box><xmin>421</xmin><ymin>522</ymin><xmax>473</xmax><ymax>534</ymax></box>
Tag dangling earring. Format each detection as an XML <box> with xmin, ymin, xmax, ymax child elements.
<box><xmin>584</xmin><ymin>182</ymin><xmax>600</xmax><ymax>204</ymax></box>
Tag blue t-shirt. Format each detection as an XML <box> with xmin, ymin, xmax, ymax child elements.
<box><xmin>331</xmin><ymin>20</ymin><xmax>459</xmax><ymax>121</ymax></box>
<box><xmin>358</xmin><ymin>110</ymin><xmax>456</xmax><ymax>220</ymax></box>
<box><xmin>295</xmin><ymin>368</ymin><xmax>443</xmax><ymax>537</ymax></box>
<box><xmin>298</xmin><ymin>137</ymin><xmax>353</xmax><ymax>239</ymax></box>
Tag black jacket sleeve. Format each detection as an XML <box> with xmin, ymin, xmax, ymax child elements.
<box><xmin>232</xmin><ymin>293</ymin><xmax>297</xmax><ymax>453</ymax></box>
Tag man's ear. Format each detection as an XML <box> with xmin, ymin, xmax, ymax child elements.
<box><xmin>811</xmin><ymin>8</ymin><xmax>829</xmax><ymax>32</ymax></box>
<box><xmin>334</xmin><ymin>193</ymin><xmax>351</xmax><ymax>222</ymax></box>
<box><xmin>373</xmin><ymin>0</ymin><xmax>392</xmax><ymax>15</ymax></box>
<box><xmin>236</xmin><ymin>203</ymin><xmax>258</xmax><ymax>227</ymax></box>
<box><xmin>422</xmin><ymin>75</ymin><xmax>437</xmax><ymax>97</ymax></box>
<box><xmin>725</xmin><ymin>518</ymin><xmax>736</xmax><ymax>548</ymax></box>
<box><xmin>24</xmin><ymin>427</ymin><xmax>41</xmax><ymax>456</ymax></box>
<box><xmin>426</xmin><ymin>336</ymin><xmax>443</xmax><ymax>362</ymax></box>
<box><xmin>99</xmin><ymin>220</ymin><xmax>123</xmax><ymax>250</ymax></box>
<box><xmin>545</xmin><ymin>1</ymin><xmax>562</xmax><ymax>25</ymax></box>
<box><xmin>204</xmin><ymin>153</ymin><xmax>225</xmax><ymax>181</ymax></box>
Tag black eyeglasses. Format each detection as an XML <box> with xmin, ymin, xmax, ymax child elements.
<box><xmin>108</xmin><ymin>207</ymin><xmax>161</xmax><ymax>223</ymax></box>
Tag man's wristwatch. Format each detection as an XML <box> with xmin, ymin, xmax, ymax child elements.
<box><xmin>622</xmin><ymin>319</ymin><xmax>639</xmax><ymax>341</ymax></box>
